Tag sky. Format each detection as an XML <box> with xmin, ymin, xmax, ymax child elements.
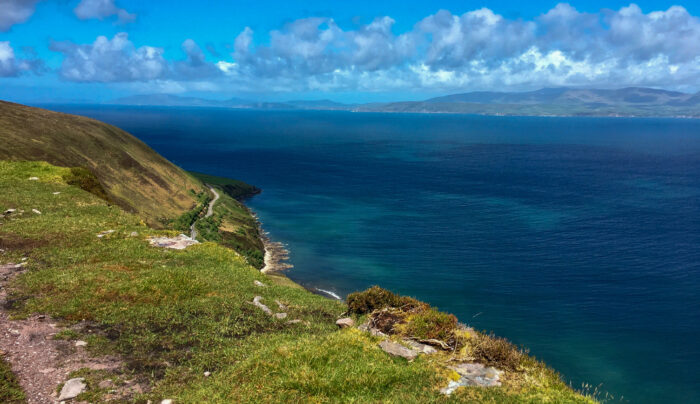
<box><xmin>1</xmin><ymin>0</ymin><xmax>699</xmax><ymax>103</ymax></box>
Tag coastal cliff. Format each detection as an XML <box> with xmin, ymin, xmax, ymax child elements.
<box><xmin>0</xmin><ymin>102</ymin><xmax>595</xmax><ymax>403</ymax></box>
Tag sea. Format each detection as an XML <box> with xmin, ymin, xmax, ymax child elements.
<box><xmin>50</xmin><ymin>105</ymin><xmax>700</xmax><ymax>403</ymax></box>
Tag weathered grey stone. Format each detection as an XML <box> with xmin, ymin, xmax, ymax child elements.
<box><xmin>274</xmin><ymin>299</ymin><xmax>287</xmax><ymax>310</ymax></box>
<box><xmin>335</xmin><ymin>317</ymin><xmax>355</xmax><ymax>329</ymax></box>
<box><xmin>75</xmin><ymin>340</ymin><xmax>87</xmax><ymax>347</ymax></box>
<box><xmin>441</xmin><ymin>363</ymin><xmax>502</xmax><ymax>394</ymax></box>
<box><xmin>98</xmin><ymin>379</ymin><xmax>114</xmax><ymax>389</ymax></box>
<box><xmin>253</xmin><ymin>280</ymin><xmax>266</xmax><ymax>287</ymax></box>
<box><xmin>204</xmin><ymin>371</ymin><xmax>211</xmax><ymax>377</ymax></box>
<box><xmin>404</xmin><ymin>339</ymin><xmax>437</xmax><ymax>355</ymax></box>
<box><xmin>148</xmin><ymin>234</ymin><xmax>198</xmax><ymax>250</ymax></box>
<box><xmin>32</xmin><ymin>209</ymin><xmax>42</xmax><ymax>215</ymax></box>
<box><xmin>378</xmin><ymin>340</ymin><xmax>418</xmax><ymax>361</ymax></box>
<box><xmin>28</xmin><ymin>177</ymin><xmax>39</xmax><ymax>181</ymax></box>
<box><xmin>161</xmin><ymin>400</ymin><xmax>173</xmax><ymax>404</ymax></box>
<box><xmin>129</xmin><ymin>231</ymin><xmax>139</xmax><ymax>237</ymax></box>
<box><xmin>274</xmin><ymin>312</ymin><xmax>288</xmax><ymax>319</ymax></box>
<box><xmin>58</xmin><ymin>377</ymin><xmax>87</xmax><ymax>400</ymax></box>
<box><xmin>251</xmin><ymin>296</ymin><xmax>272</xmax><ymax>315</ymax></box>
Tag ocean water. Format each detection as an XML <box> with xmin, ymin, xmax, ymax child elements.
<box><xmin>52</xmin><ymin>105</ymin><xmax>700</xmax><ymax>403</ymax></box>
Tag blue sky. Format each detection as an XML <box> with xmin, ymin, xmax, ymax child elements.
<box><xmin>1</xmin><ymin>0</ymin><xmax>699</xmax><ymax>103</ymax></box>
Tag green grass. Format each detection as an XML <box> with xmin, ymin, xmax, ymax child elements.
<box><xmin>0</xmin><ymin>101</ymin><xmax>204</xmax><ymax>226</ymax></box>
<box><xmin>0</xmin><ymin>358</ymin><xmax>25</xmax><ymax>404</ymax></box>
<box><xmin>0</xmin><ymin>160</ymin><xmax>596</xmax><ymax>403</ymax></box>
<box><xmin>194</xmin><ymin>186</ymin><xmax>265</xmax><ymax>268</ymax></box>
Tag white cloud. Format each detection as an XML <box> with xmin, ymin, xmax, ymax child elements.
<box><xmin>45</xmin><ymin>3</ymin><xmax>700</xmax><ymax>93</ymax></box>
<box><xmin>74</xmin><ymin>0</ymin><xmax>135</xmax><ymax>24</ymax></box>
<box><xmin>50</xmin><ymin>33</ymin><xmax>166</xmax><ymax>82</ymax></box>
<box><xmin>0</xmin><ymin>41</ymin><xmax>41</xmax><ymax>76</ymax></box>
<box><xmin>0</xmin><ymin>0</ymin><xmax>40</xmax><ymax>32</ymax></box>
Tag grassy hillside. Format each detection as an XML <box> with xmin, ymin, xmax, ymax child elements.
<box><xmin>0</xmin><ymin>101</ymin><xmax>203</xmax><ymax>226</ymax></box>
<box><xmin>0</xmin><ymin>160</ymin><xmax>596</xmax><ymax>403</ymax></box>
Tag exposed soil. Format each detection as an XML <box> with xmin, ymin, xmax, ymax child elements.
<box><xmin>0</xmin><ymin>262</ymin><xmax>126</xmax><ymax>403</ymax></box>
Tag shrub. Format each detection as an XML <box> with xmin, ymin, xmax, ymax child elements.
<box><xmin>471</xmin><ymin>332</ymin><xmax>525</xmax><ymax>371</ymax></box>
<box><xmin>347</xmin><ymin>286</ymin><xmax>422</xmax><ymax>314</ymax></box>
<box><xmin>401</xmin><ymin>309</ymin><xmax>457</xmax><ymax>341</ymax></box>
<box><xmin>62</xmin><ymin>167</ymin><xmax>111</xmax><ymax>202</ymax></box>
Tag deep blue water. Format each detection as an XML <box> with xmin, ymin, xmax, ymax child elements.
<box><xmin>51</xmin><ymin>105</ymin><xmax>700</xmax><ymax>403</ymax></box>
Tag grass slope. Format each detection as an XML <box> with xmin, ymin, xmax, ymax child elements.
<box><xmin>0</xmin><ymin>160</ymin><xmax>595</xmax><ymax>403</ymax></box>
<box><xmin>0</xmin><ymin>101</ymin><xmax>203</xmax><ymax>226</ymax></box>
<box><xmin>0</xmin><ymin>358</ymin><xmax>25</xmax><ymax>404</ymax></box>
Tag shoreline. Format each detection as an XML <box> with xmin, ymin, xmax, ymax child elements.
<box><xmin>250</xmin><ymin>209</ymin><xmax>343</xmax><ymax>300</ymax></box>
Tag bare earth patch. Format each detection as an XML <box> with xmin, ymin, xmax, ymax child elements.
<box><xmin>0</xmin><ymin>263</ymin><xmax>124</xmax><ymax>403</ymax></box>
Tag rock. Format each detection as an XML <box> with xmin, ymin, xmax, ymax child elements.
<box><xmin>358</xmin><ymin>322</ymin><xmax>387</xmax><ymax>338</ymax></box>
<box><xmin>4</xmin><ymin>209</ymin><xmax>16</xmax><ymax>215</ymax></box>
<box><xmin>32</xmin><ymin>209</ymin><xmax>42</xmax><ymax>215</ymax></box>
<box><xmin>274</xmin><ymin>312</ymin><xmax>287</xmax><ymax>320</ymax></box>
<box><xmin>97</xmin><ymin>230</ymin><xmax>116</xmax><ymax>238</ymax></box>
<box><xmin>441</xmin><ymin>363</ymin><xmax>502</xmax><ymax>394</ymax></box>
<box><xmin>161</xmin><ymin>400</ymin><xmax>173</xmax><ymax>404</ymax></box>
<box><xmin>378</xmin><ymin>340</ymin><xmax>418</xmax><ymax>361</ymax></box>
<box><xmin>129</xmin><ymin>231</ymin><xmax>139</xmax><ymax>237</ymax></box>
<box><xmin>28</xmin><ymin>177</ymin><xmax>39</xmax><ymax>181</ymax></box>
<box><xmin>251</xmin><ymin>296</ymin><xmax>272</xmax><ymax>315</ymax></box>
<box><xmin>58</xmin><ymin>378</ymin><xmax>87</xmax><ymax>400</ymax></box>
<box><xmin>404</xmin><ymin>339</ymin><xmax>437</xmax><ymax>355</ymax></box>
<box><xmin>253</xmin><ymin>280</ymin><xmax>266</xmax><ymax>287</ymax></box>
<box><xmin>75</xmin><ymin>340</ymin><xmax>87</xmax><ymax>347</ymax></box>
<box><xmin>274</xmin><ymin>299</ymin><xmax>287</xmax><ymax>310</ymax></box>
<box><xmin>335</xmin><ymin>317</ymin><xmax>355</xmax><ymax>329</ymax></box>
<box><xmin>53</xmin><ymin>192</ymin><xmax>61</xmax><ymax>195</ymax></box>
<box><xmin>98</xmin><ymin>379</ymin><xmax>114</xmax><ymax>389</ymax></box>
<box><xmin>418</xmin><ymin>338</ymin><xmax>451</xmax><ymax>350</ymax></box>
<box><xmin>286</xmin><ymin>319</ymin><xmax>303</xmax><ymax>324</ymax></box>
<box><xmin>148</xmin><ymin>234</ymin><xmax>199</xmax><ymax>250</ymax></box>
<box><xmin>204</xmin><ymin>371</ymin><xmax>211</xmax><ymax>377</ymax></box>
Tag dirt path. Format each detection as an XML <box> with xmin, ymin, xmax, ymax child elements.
<box><xmin>0</xmin><ymin>263</ymin><xmax>124</xmax><ymax>403</ymax></box>
<box><xmin>190</xmin><ymin>185</ymin><xmax>220</xmax><ymax>240</ymax></box>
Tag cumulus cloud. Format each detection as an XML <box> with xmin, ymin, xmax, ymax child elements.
<box><xmin>74</xmin><ymin>0</ymin><xmax>135</xmax><ymax>24</ymax></box>
<box><xmin>0</xmin><ymin>0</ymin><xmax>40</xmax><ymax>32</ymax></box>
<box><xmin>219</xmin><ymin>3</ymin><xmax>700</xmax><ymax>92</ymax></box>
<box><xmin>48</xmin><ymin>3</ymin><xmax>700</xmax><ymax>93</ymax></box>
<box><xmin>50</xmin><ymin>33</ymin><xmax>221</xmax><ymax>83</ymax></box>
<box><xmin>0</xmin><ymin>41</ymin><xmax>42</xmax><ymax>76</ymax></box>
<box><xmin>50</xmin><ymin>33</ymin><xmax>166</xmax><ymax>82</ymax></box>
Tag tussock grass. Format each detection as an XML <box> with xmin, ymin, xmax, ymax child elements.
<box><xmin>0</xmin><ymin>161</ymin><xmax>596</xmax><ymax>403</ymax></box>
<box><xmin>0</xmin><ymin>358</ymin><xmax>25</xmax><ymax>404</ymax></box>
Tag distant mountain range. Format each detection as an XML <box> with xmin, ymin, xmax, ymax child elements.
<box><xmin>110</xmin><ymin>87</ymin><xmax>700</xmax><ymax>117</ymax></box>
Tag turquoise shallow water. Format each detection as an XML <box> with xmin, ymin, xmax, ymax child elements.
<box><xmin>52</xmin><ymin>106</ymin><xmax>700</xmax><ymax>403</ymax></box>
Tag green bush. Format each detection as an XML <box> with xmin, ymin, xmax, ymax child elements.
<box><xmin>347</xmin><ymin>286</ymin><xmax>422</xmax><ymax>314</ymax></box>
<box><xmin>471</xmin><ymin>332</ymin><xmax>525</xmax><ymax>371</ymax></box>
<box><xmin>402</xmin><ymin>309</ymin><xmax>457</xmax><ymax>341</ymax></box>
<box><xmin>62</xmin><ymin>167</ymin><xmax>111</xmax><ymax>202</ymax></box>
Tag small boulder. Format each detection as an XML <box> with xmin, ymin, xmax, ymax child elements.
<box><xmin>335</xmin><ymin>317</ymin><xmax>355</xmax><ymax>329</ymax></box>
<box><xmin>75</xmin><ymin>340</ymin><xmax>88</xmax><ymax>347</ymax></box>
<box><xmin>204</xmin><ymin>371</ymin><xmax>211</xmax><ymax>377</ymax></box>
<box><xmin>28</xmin><ymin>177</ymin><xmax>39</xmax><ymax>181</ymax></box>
<box><xmin>378</xmin><ymin>340</ymin><xmax>418</xmax><ymax>361</ymax></box>
<box><xmin>161</xmin><ymin>400</ymin><xmax>173</xmax><ymax>404</ymax></box>
<box><xmin>274</xmin><ymin>312</ymin><xmax>288</xmax><ymax>320</ymax></box>
<box><xmin>98</xmin><ymin>379</ymin><xmax>114</xmax><ymax>389</ymax></box>
<box><xmin>253</xmin><ymin>280</ymin><xmax>266</xmax><ymax>287</ymax></box>
<box><xmin>58</xmin><ymin>377</ymin><xmax>87</xmax><ymax>401</ymax></box>
<box><xmin>129</xmin><ymin>231</ymin><xmax>139</xmax><ymax>237</ymax></box>
<box><xmin>53</xmin><ymin>192</ymin><xmax>61</xmax><ymax>195</ymax></box>
<box><xmin>32</xmin><ymin>209</ymin><xmax>42</xmax><ymax>215</ymax></box>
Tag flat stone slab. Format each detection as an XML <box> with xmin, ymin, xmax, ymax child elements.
<box><xmin>404</xmin><ymin>339</ymin><xmax>437</xmax><ymax>355</ymax></box>
<box><xmin>379</xmin><ymin>340</ymin><xmax>418</xmax><ymax>361</ymax></box>
<box><xmin>148</xmin><ymin>234</ymin><xmax>199</xmax><ymax>250</ymax></box>
<box><xmin>441</xmin><ymin>363</ymin><xmax>502</xmax><ymax>395</ymax></box>
<box><xmin>336</xmin><ymin>317</ymin><xmax>355</xmax><ymax>329</ymax></box>
<box><xmin>58</xmin><ymin>377</ymin><xmax>87</xmax><ymax>400</ymax></box>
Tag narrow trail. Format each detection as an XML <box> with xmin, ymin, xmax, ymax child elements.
<box><xmin>190</xmin><ymin>185</ymin><xmax>220</xmax><ymax>240</ymax></box>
